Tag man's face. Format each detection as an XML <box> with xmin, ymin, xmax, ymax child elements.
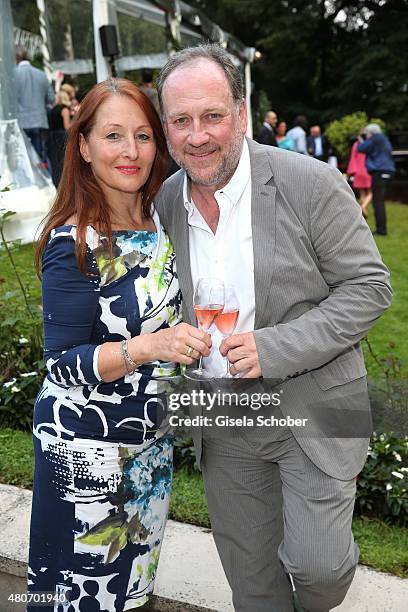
<box><xmin>267</xmin><ymin>112</ymin><xmax>277</xmax><ymax>128</ymax></box>
<box><xmin>161</xmin><ymin>59</ymin><xmax>247</xmax><ymax>188</ymax></box>
<box><xmin>311</xmin><ymin>126</ymin><xmax>321</xmax><ymax>137</ymax></box>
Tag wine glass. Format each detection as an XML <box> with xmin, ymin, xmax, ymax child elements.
<box><xmin>214</xmin><ymin>285</ymin><xmax>239</xmax><ymax>378</ymax></box>
<box><xmin>184</xmin><ymin>278</ymin><xmax>225</xmax><ymax>380</ymax></box>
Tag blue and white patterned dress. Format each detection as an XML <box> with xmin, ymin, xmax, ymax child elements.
<box><xmin>28</xmin><ymin>210</ymin><xmax>182</xmax><ymax>611</ymax></box>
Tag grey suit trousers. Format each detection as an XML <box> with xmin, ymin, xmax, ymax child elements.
<box><xmin>201</xmin><ymin>428</ymin><xmax>359</xmax><ymax>612</ymax></box>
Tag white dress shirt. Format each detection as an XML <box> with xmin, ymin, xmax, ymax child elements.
<box><xmin>314</xmin><ymin>136</ymin><xmax>323</xmax><ymax>157</ymax></box>
<box><xmin>183</xmin><ymin>139</ymin><xmax>255</xmax><ymax>376</ymax></box>
<box><xmin>286</xmin><ymin>126</ymin><xmax>308</xmax><ymax>155</ymax></box>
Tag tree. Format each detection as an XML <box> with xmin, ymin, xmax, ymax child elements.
<box><xmin>191</xmin><ymin>0</ymin><xmax>408</xmax><ymax>130</ymax></box>
<box><xmin>333</xmin><ymin>0</ymin><xmax>408</xmax><ymax>131</ymax></box>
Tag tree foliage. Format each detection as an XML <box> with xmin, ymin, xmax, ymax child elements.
<box><xmin>192</xmin><ymin>0</ymin><xmax>408</xmax><ymax>131</ymax></box>
<box><xmin>10</xmin><ymin>0</ymin><xmax>408</xmax><ymax>130</ymax></box>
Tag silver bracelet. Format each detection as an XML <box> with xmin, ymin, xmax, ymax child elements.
<box><xmin>120</xmin><ymin>339</ymin><xmax>139</xmax><ymax>374</ymax></box>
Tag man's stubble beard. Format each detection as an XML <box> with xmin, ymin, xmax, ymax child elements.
<box><xmin>167</xmin><ymin>124</ymin><xmax>245</xmax><ymax>188</ymax></box>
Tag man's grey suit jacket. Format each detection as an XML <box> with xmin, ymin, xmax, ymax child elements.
<box><xmin>155</xmin><ymin>139</ymin><xmax>392</xmax><ymax>480</ymax></box>
<box><xmin>15</xmin><ymin>62</ymin><xmax>54</xmax><ymax>130</ymax></box>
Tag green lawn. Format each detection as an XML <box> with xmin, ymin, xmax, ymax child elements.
<box><xmin>1</xmin><ymin>427</ymin><xmax>407</xmax><ymax>578</ymax></box>
<box><xmin>1</xmin><ymin>202</ymin><xmax>407</xmax><ymax>379</ymax></box>
<box><xmin>0</xmin><ymin>241</ymin><xmax>41</xmax><ymax>302</ymax></box>
<box><xmin>362</xmin><ymin>202</ymin><xmax>408</xmax><ymax>377</ymax></box>
<box><xmin>1</xmin><ymin>203</ymin><xmax>407</xmax><ymax>577</ymax></box>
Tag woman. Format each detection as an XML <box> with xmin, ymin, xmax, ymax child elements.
<box><xmin>275</xmin><ymin>120</ymin><xmax>295</xmax><ymax>151</ymax></box>
<box><xmin>47</xmin><ymin>89</ymin><xmax>72</xmax><ymax>186</ymax></box>
<box><xmin>61</xmin><ymin>82</ymin><xmax>79</xmax><ymax>118</ymax></box>
<box><xmin>347</xmin><ymin>136</ymin><xmax>372</xmax><ymax>218</ymax></box>
<box><xmin>29</xmin><ymin>78</ymin><xmax>210</xmax><ymax>611</ymax></box>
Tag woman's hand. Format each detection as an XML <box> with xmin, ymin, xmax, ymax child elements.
<box><xmin>132</xmin><ymin>323</ymin><xmax>212</xmax><ymax>365</ymax></box>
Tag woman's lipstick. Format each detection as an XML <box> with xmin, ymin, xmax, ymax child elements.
<box><xmin>115</xmin><ymin>166</ymin><xmax>141</xmax><ymax>175</ymax></box>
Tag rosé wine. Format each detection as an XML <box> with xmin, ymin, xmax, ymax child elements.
<box><xmin>193</xmin><ymin>304</ymin><xmax>224</xmax><ymax>331</ymax></box>
<box><xmin>215</xmin><ymin>309</ymin><xmax>239</xmax><ymax>335</ymax></box>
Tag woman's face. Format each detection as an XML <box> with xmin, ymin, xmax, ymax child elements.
<box><xmin>80</xmin><ymin>95</ymin><xmax>156</xmax><ymax>203</ymax></box>
<box><xmin>277</xmin><ymin>122</ymin><xmax>287</xmax><ymax>136</ymax></box>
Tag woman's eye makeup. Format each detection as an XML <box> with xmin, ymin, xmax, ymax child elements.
<box><xmin>105</xmin><ymin>132</ymin><xmax>121</xmax><ymax>140</ymax></box>
<box><xmin>136</xmin><ymin>133</ymin><xmax>153</xmax><ymax>141</ymax></box>
<box><xmin>103</xmin><ymin>132</ymin><xmax>153</xmax><ymax>142</ymax></box>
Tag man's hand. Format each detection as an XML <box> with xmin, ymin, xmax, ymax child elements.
<box><xmin>219</xmin><ymin>332</ymin><xmax>262</xmax><ymax>378</ymax></box>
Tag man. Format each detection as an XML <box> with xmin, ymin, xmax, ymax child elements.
<box><xmin>287</xmin><ymin>115</ymin><xmax>308</xmax><ymax>154</ymax></box>
<box><xmin>357</xmin><ymin>123</ymin><xmax>395</xmax><ymax>236</ymax></box>
<box><xmin>15</xmin><ymin>45</ymin><xmax>54</xmax><ymax>163</ymax></box>
<box><xmin>155</xmin><ymin>45</ymin><xmax>391</xmax><ymax>612</ymax></box>
<box><xmin>307</xmin><ymin>125</ymin><xmax>330</xmax><ymax>162</ymax></box>
<box><xmin>139</xmin><ymin>68</ymin><xmax>160</xmax><ymax>114</ymax></box>
<box><xmin>256</xmin><ymin>110</ymin><xmax>278</xmax><ymax>146</ymax></box>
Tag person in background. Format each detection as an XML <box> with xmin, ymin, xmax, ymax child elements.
<box><xmin>256</xmin><ymin>110</ymin><xmax>278</xmax><ymax>146</ymax></box>
<box><xmin>357</xmin><ymin>123</ymin><xmax>395</xmax><ymax>236</ymax></box>
<box><xmin>307</xmin><ymin>125</ymin><xmax>330</xmax><ymax>162</ymax></box>
<box><xmin>139</xmin><ymin>68</ymin><xmax>160</xmax><ymax>114</ymax></box>
<box><xmin>15</xmin><ymin>45</ymin><xmax>54</xmax><ymax>163</ymax></box>
<box><xmin>275</xmin><ymin>120</ymin><xmax>295</xmax><ymax>151</ymax></box>
<box><xmin>28</xmin><ymin>78</ymin><xmax>210</xmax><ymax>611</ymax></box>
<box><xmin>47</xmin><ymin>89</ymin><xmax>72</xmax><ymax>187</ymax></box>
<box><xmin>286</xmin><ymin>114</ymin><xmax>308</xmax><ymax>154</ymax></box>
<box><xmin>347</xmin><ymin>135</ymin><xmax>372</xmax><ymax>218</ymax></box>
<box><xmin>61</xmin><ymin>82</ymin><xmax>79</xmax><ymax>118</ymax></box>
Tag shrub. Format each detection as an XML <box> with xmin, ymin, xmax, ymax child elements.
<box><xmin>356</xmin><ymin>435</ymin><xmax>407</xmax><ymax>526</ymax></box>
<box><xmin>0</xmin><ymin>209</ymin><xmax>45</xmax><ymax>430</ymax></box>
<box><xmin>173</xmin><ymin>436</ymin><xmax>199</xmax><ymax>473</ymax></box>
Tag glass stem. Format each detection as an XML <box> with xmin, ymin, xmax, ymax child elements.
<box><xmin>225</xmin><ymin>333</ymin><xmax>232</xmax><ymax>376</ymax></box>
<box><xmin>197</xmin><ymin>355</ymin><xmax>204</xmax><ymax>373</ymax></box>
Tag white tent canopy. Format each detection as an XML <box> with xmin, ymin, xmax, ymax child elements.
<box><xmin>1</xmin><ymin>0</ymin><xmax>256</xmax><ymax>243</ymax></box>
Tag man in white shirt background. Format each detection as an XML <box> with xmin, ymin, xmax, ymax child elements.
<box><xmin>154</xmin><ymin>44</ymin><xmax>391</xmax><ymax>612</ymax></box>
<box><xmin>307</xmin><ymin>124</ymin><xmax>330</xmax><ymax>162</ymax></box>
<box><xmin>286</xmin><ymin>114</ymin><xmax>308</xmax><ymax>154</ymax></box>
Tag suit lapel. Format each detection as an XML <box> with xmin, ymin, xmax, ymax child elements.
<box><xmin>248</xmin><ymin>140</ymin><xmax>277</xmax><ymax>329</ymax></box>
<box><xmin>175</xmin><ymin>212</ymin><xmax>195</xmax><ymax>325</ymax></box>
<box><xmin>170</xmin><ymin>179</ymin><xmax>195</xmax><ymax>325</ymax></box>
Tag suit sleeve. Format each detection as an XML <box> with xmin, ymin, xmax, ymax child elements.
<box><xmin>256</xmin><ymin>127</ymin><xmax>277</xmax><ymax>146</ymax></box>
<box><xmin>42</xmin><ymin>235</ymin><xmax>103</xmax><ymax>387</ymax></box>
<box><xmin>46</xmin><ymin>82</ymin><xmax>55</xmax><ymax>108</ymax></box>
<box><xmin>357</xmin><ymin>139</ymin><xmax>374</xmax><ymax>154</ymax></box>
<box><xmin>254</xmin><ymin>166</ymin><xmax>392</xmax><ymax>379</ymax></box>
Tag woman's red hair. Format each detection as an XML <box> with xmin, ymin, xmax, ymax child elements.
<box><xmin>35</xmin><ymin>78</ymin><xmax>169</xmax><ymax>275</ymax></box>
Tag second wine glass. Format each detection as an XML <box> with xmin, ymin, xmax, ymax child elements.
<box><xmin>184</xmin><ymin>278</ymin><xmax>225</xmax><ymax>380</ymax></box>
<box><xmin>214</xmin><ymin>285</ymin><xmax>239</xmax><ymax>377</ymax></box>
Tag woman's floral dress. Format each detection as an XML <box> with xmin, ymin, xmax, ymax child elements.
<box><xmin>27</xmin><ymin>210</ymin><xmax>182</xmax><ymax>611</ymax></box>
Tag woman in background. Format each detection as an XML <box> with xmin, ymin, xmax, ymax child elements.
<box><xmin>347</xmin><ymin>136</ymin><xmax>372</xmax><ymax>218</ymax></box>
<box><xmin>61</xmin><ymin>82</ymin><xmax>79</xmax><ymax>118</ymax></box>
<box><xmin>275</xmin><ymin>120</ymin><xmax>295</xmax><ymax>151</ymax></box>
<box><xmin>28</xmin><ymin>78</ymin><xmax>210</xmax><ymax>611</ymax></box>
<box><xmin>47</xmin><ymin>89</ymin><xmax>71</xmax><ymax>186</ymax></box>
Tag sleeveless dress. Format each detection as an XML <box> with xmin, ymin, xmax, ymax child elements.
<box><xmin>27</xmin><ymin>210</ymin><xmax>182</xmax><ymax>611</ymax></box>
